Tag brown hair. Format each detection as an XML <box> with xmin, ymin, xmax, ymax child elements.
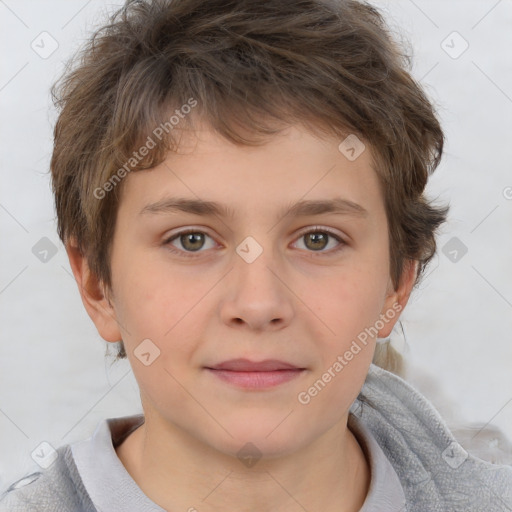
<box><xmin>51</xmin><ymin>0</ymin><xmax>449</xmax><ymax>363</ymax></box>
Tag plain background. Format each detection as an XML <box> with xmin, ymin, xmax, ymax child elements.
<box><xmin>1</xmin><ymin>0</ymin><xmax>511</xmax><ymax>489</ymax></box>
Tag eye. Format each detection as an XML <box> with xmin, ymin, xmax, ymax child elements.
<box><xmin>292</xmin><ymin>227</ymin><xmax>346</xmax><ymax>255</ymax></box>
<box><xmin>163</xmin><ymin>230</ymin><xmax>216</xmax><ymax>257</ymax></box>
<box><xmin>163</xmin><ymin>226</ymin><xmax>347</xmax><ymax>258</ymax></box>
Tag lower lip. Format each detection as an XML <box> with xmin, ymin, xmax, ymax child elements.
<box><xmin>206</xmin><ymin>369</ymin><xmax>305</xmax><ymax>389</ymax></box>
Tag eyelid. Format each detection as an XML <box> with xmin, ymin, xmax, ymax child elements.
<box><xmin>163</xmin><ymin>227</ymin><xmax>219</xmax><ymax>251</ymax></box>
<box><xmin>294</xmin><ymin>225</ymin><xmax>347</xmax><ymax>243</ymax></box>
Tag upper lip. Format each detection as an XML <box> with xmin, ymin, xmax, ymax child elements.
<box><xmin>207</xmin><ymin>359</ymin><xmax>304</xmax><ymax>371</ymax></box>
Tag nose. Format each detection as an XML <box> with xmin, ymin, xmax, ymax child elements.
<box><xmin>219</xmin><ymin>243</ymin><xmax>294</xmax><ymax>332</ymax></box>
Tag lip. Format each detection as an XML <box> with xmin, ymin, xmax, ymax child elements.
<box><xmin>205</xmin><ymin>359</ymin><xmax>306</xmax><ymax>390</ymax></box>
<box><xmin>207</xmin><ymin>358</ymin><xmax>303</xmax><ymax>371</ymax></box>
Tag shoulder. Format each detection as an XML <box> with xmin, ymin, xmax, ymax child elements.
<box><xmin>354</xmin><ymin>364</ymin><xmax>512</xmax><ymax>510</ymax></box>
<box><xmin>0</xmin><ymin>445</ymin><xmax>96</xmax><ymax>512</ymax></box>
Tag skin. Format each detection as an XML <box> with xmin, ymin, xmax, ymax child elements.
<box><xmin>67</xmin><ymin>121</ymin><xmax>417</xmax><ymax>512</ymax></box>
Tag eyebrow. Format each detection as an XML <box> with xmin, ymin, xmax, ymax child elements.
<box><xmin>139</xmin><ymin>196</ymin><xmax>368</xmax><ymax>219</ymax></box>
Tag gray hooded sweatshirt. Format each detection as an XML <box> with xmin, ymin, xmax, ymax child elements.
<box><xmin>1</xmin><ymin>364</ymin><xmax>511</xmax><ymax>511</ymax></box>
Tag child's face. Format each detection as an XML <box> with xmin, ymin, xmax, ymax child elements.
<box><xmin>78</xmin><ymin>122</ymin><xmax>413</xmax><ymax>457</ymax></box>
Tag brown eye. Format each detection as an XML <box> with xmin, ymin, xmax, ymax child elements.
<box><xmin>180</xmin><ymin>232</ymin><xmax>205</xmax><ymax>251</ymax></box>
<box><xmin>293</xmin><ymin>228</ymin><xmax>346</xmax><ymax>255</ymax></box>
<box><xmin>164</xmin><ymin>230</ymin><xmax>216</xmax><ymax>256</ymax></box>
<box><xmin>304</xmin><ymin>232</ymin><xmax>329</xmax><ymax>251</ymax></box>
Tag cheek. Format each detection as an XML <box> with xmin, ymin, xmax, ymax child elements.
<box><xmin>296</xmin><ymin>266</ymin><xmax>385</xmax><ymax>426</ymax></box>
<box><xmin>309</xmin><ymin>247</ymin><xmax>390</xmax><ymax>400</ymax></box>
<box><xmin>111</xmin><ymin>255</ymin><xmax>219</xmax><ymax>398</ymax></box>
<box><xmin>320</xmin><ymin>253</ymin><xmax>390</xmax><ymax>339</ymax></box>
<box><xmin>112</xmin><ymin>251</ymin><xmax>202</xmax><ymax>336</ymax></box>
<box><xmin>112</xmin><ymin>262</ymin><xmax>205</xmax><ymax>411</ymax></box>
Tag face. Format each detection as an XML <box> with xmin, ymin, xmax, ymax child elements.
<box><xmin>76</xmin><ymin>122</ymin><xmax>413</xmax><ymax>458</ymax></box>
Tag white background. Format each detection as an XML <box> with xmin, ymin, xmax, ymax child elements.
<box><xmin>1</xmin><ymin>0</ymin><xmax>511</xmax><ymax>488</ymax></box>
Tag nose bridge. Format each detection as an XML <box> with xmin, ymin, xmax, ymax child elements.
<box><xmin>220</xmin><ymin>234</ymin><xmax>294</xmax><ymax>330</ymax></box>
<box><xmin>236</xmin><ymin>237</ymin><xmax>278</xmax><ymax>292</ymax></box>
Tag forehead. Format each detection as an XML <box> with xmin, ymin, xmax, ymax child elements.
<box><xmin>118</xmin><ymin>123</ymin><xmax>384</xmax><ymax>222</ymax></box>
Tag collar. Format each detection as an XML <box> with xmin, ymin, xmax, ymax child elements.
<box><xmin>348</xmin><ymin>413</ymin><xmax>406</xmax><ymax>511</ymax></box>
<box><xmin>71</xmin><ymin>407</ymin><xmax>404</xmax><ymax>512</ymax></box>
<box><xmin>71</xmin><ymin>414</ymin><xmax>164</xmax><ymax>512</ymax></box>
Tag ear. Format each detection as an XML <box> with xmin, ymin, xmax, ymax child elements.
<box><xmin>65</xmin><ymin>238</ymin><xmax>122</xmax><ymax>343</ymax></box>
<box><xmin>378</xmin><ymin>259</ymin><xmax>418</xmax><ymax>338</ymax></box>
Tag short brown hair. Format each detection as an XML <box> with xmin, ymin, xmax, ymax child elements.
<box><xmin>51</xmin><ymin>0</ymin><xmax>449</xmax><ymax>360</ymax></box>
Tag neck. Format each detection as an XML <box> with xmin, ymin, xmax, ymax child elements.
<box><xmin>116</xmin><ymin>411</ymin><xmax>370</xmax><ymax>512</ymax></box>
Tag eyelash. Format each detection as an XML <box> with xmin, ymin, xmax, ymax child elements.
<box><xmin>162</xmin><ymin>226</ymin><xmax>347</xmax><ymax>259</ymax></box>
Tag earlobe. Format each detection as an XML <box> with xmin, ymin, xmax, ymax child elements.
<box><xmin>378</xmin><ymin>260</ymin><xmax>418</xmax><ymax>338</ymax></box>
<box><xmin>65</xmin><ymin>239</ymin><xmax>122</xmax><ymax>343</ymax></box>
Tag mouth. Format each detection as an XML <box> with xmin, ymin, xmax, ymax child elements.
<box><xmin>204</xmin><ymin>358</ymin><xmax>307</xmax><ymax>390</ymax></box>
